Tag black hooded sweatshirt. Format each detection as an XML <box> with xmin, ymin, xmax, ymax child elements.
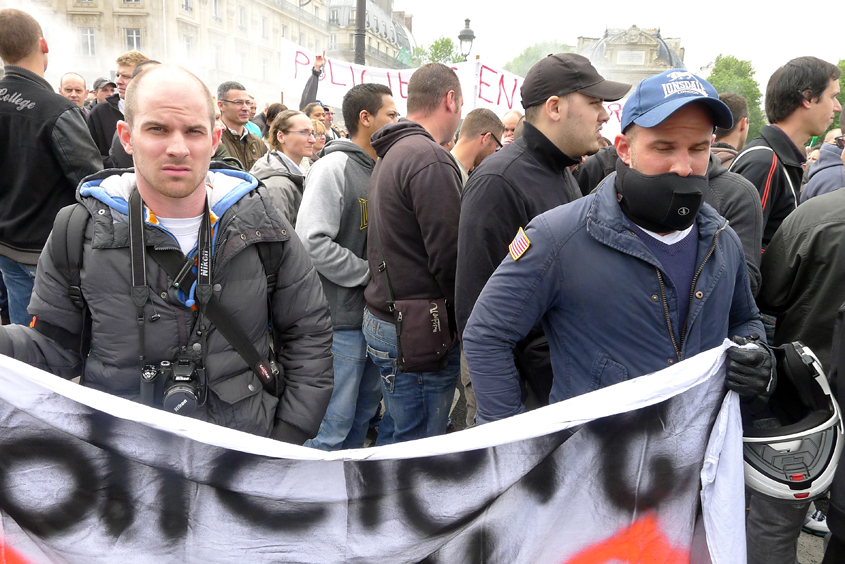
<box><xmin>364</xmin><ymin>119</ymin><xmax>462</xmax><ymax>325</ymax></box>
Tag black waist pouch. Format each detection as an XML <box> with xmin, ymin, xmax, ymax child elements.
<box><xmin>394</xmin><ymin>297</ymin><xmax>455</xmax><ymax>373</ymax></box>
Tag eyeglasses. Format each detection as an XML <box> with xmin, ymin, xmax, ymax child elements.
<box><xmin>484</xmin><ymin>132</ymin><xmax>503</xmax><ymax>148</ymax></box>
<box><xmin>289</xmin><ymin>130</ymin><xmax>316</xmax><ymax>138</ymax></box>
<box><xmin>221</xmin><ymin>99</ymin><xmax>251</xmax><ymax>106</ymax></box>
<box><xmin>835</xmin><ymin>135</ymin><xmax>845</xmax><ymax>150</ymax></box>
<box><xmin>314</xmin><ymin>133</ymin><xmax>327</xmax><ymax>139</ymax></box>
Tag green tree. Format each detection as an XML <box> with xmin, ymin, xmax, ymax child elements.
<box><xmin>412</xmin><ymin>37</ymin><xmax>464</xmax><ymax>66</ymax></box>
<box><xmin>503</xmin><ymin>41</ymin><xmax>573</xmax><ymax>78</ymax></box>
<box><xmin>837</xmin><ymin>59</ymin><xmax>845</xmax><ymax>123</ymax></box>
<box><xmin>706</xmin><ymin>54</ymin><xmax>765</xmax><ymax>140</ymax></box>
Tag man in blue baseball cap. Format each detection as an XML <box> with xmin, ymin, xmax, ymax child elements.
<box><xmin>463</xmin><ymin>69</ymin><xmax>774</xmax><ymax>424</ymax></box>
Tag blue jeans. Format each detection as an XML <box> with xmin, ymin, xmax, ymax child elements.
<box><xmin>305</xmin><ymin>328</ymin><xmax>383</xmax><ymax>451</ymax></box>
<box><xmin>0</xmin><ymin>256</ymin><xmax>36</xmax><ymax>326</ymax></box>
<box><xmin>362</xmin><ymin>308</ymin><xmax>460</xmax><ymax>444</ymax></box>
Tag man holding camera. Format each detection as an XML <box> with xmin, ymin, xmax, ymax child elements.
<box><xmin>0</xmin><ymin>65</ymin><xmax>334</xmax><ymax>444</ymax></box>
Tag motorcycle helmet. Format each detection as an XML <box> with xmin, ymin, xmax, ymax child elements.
<box><xmin>743</xmin><ymin>341</ymin><xmax>843</xmax><ymax>501</ymax></box>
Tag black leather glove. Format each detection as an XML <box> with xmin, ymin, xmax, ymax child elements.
<box><xmin>726</xmin><ymin>335</ymin><xmax>776</xmax><ymax>399</ymax></box>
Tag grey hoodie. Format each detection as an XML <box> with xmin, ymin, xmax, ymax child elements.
<box><xmin>296</xmin><ymin>139</ymin><xmax>374</xmax><ymax>329</ymax></box>
<box><xmin>250</xmin><ymin>151</ymin><xmax>306</xmax><ymax>226</ymax></box>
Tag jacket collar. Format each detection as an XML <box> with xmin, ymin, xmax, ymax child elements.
<box><xmin>521</xmin><ymin>121</ymin><xmax>580</xmax><ymax>174</ymax></box>
<box><xmin>2</xmin><ymin>65</ymin><xmax>53</xmax><ymax>91</ymax></box>
<box><xmin>760</xmin><ymin>125</ymin><xmax>806</xmax><ymax>168</ymax></box>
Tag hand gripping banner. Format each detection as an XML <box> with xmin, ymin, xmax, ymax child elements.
<box><xmin>0</xmin><ymin>341</ymin><xmax>745</xmax><ymax>563</ymax></box>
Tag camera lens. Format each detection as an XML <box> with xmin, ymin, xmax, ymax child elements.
<box><xmin>162</xmin><ymin>383</ymin><xmax>199</xmax><ymax>416</ymax></box>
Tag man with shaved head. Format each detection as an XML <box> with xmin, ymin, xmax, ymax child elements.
<box><xmin>0</xmin><ymin>65</ymin><xmax>334</xmax><ymax>444</ymax></box>
<box><xmin>58</xmin><ymin>72</ymin><xmax>88</xmax><ymax>115</ymax></box>
<box><xmin>0</xmin><ymin>8</ymin><xmax>101</xmax><ymax>326</ymax></box>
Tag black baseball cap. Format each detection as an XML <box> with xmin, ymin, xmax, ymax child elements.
<box><xmin>520</xmin><ymin>53</ymin><xmax>631</xmax><ymax>109</ymax></box>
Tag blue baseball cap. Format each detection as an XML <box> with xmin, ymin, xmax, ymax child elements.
<box><xmin>621</xmin><ymin>69</ymin><xmax>733</xmax><ymax>131</ymax></box>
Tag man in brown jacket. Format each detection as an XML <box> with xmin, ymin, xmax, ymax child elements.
<box><xmin>216</xmin><ymin>81</ymin><xmax>266</xmax><ymax>170</ymax></box>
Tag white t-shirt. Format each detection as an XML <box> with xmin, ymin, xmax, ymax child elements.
<box><xmin>157</xmin><ymin>215</ymin><xmax>203</xmax><ymax>255</ymax></box>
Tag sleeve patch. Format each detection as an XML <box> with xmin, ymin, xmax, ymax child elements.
<box><xmin>509</xmin><ymin>227</ymin><xmax>531</xmax><ymax>261</ymax></box>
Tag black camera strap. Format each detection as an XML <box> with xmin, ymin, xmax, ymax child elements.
<box><xmin>128</xmin><ymin>189</ymin><xmax>280</xmax><ymax>397</ymax></box>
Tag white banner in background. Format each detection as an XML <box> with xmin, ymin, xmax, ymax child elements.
<box><xmin>0</xmin><ymin>342</ymin><xmax>744</xmax><ymax>564</ymax></box>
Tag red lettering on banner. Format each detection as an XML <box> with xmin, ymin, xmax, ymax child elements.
<box><xmin>398</xmin><ymin>72</ymin><xmax>409</xmax><ymax>99</ymax></box>
<box><xmin>478</xmin><ymin>65</ymin><xmax>496</xmax><ymax>104</ymax></box>
<box><xmin>350</xmin><ymin>67</ymin><xmax>357</xmax><ymax>86</ymax></box>
<box><xmin>0</xmin><ymin>536</ymin><xmax>36</xmax><ymax>564</ymax></box>
<box><xmin>327</xmin><ymin>60</ymin><xmax>346</xmax><ymax>87</ymax></box>
<box><xmin>294</xmin><ymin>51</ymin><xmax>311</xmax><ymax>80</ymax></box>
<box><xmin>384</xmin><ymin>72</ymin><xmax>391</xmax><ymax>92</ymax></box>
<box><xmin>497</xmin><ymin>74</ymin><xmax>518</xmax><ymax>109</ymax></box>
<box><xmin>361</xmin><ymin>69</ymin><xmax>368</xmax><ymax>84</ymax></box>
<box><xmin>605</xmin><ymin>102</ymin><xmax>623</xmax><ymax>124</ymax></box>
<box><xmin>563</xmin><ymin>514</ymin><xmax>689</xmax><ymax>564</ymax></box>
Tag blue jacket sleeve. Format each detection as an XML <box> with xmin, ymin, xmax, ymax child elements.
<box><xmin>462</xmin><ymin>213</ymin><xmax>561</xmax><ymax>424</ymax></box>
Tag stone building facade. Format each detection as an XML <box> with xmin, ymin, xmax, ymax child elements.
<box><xmin>577</xmin><ymin>25</ymin><xmax>685</xmax><ymax>88</ymax></box>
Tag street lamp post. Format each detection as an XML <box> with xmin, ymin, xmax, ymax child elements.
<box><xmin>458</xmin><ymin>19</ymin><xmax>475</xmax><ymax>62</ymax></box>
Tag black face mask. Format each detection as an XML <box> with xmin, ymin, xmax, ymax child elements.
<box><xmin>615</xmin><ymin>159</ymin><xmax>706</xmax><ymax>233</ymax></box>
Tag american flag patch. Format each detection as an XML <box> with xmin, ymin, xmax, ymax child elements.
<box><xmin>509</xmin><ymin>227</ymin><xmax>531</xmax><ymax>261</ymax></box>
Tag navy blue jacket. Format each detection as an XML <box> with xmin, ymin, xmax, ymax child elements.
<box><xmin>801</xmin><ymin>142</ymin><xmax>845</xmax><ymax>203</ymax></box>
<box><xmin>462</xmin><ymin>174</ymin><xmax>764</xmax><ymax>423</ymax></box>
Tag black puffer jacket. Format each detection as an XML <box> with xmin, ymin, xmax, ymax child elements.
<box><xmin>0</xmin><ymin>167</ymin><xmax>333</xmax><ymax>444</ymax></box>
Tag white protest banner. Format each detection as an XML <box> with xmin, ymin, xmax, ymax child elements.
<box><xmin>277</xmin><ymin>38</ymin><xmax>524</xmax><ymax>119</ymax></box>
<box><xmin>0</xmin><ymin>342</ymin><xmax>744</xmax><ymax>564</ymax></box>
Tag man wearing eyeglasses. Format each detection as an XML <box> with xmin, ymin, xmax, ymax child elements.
<box><xmin>217</xmin><ymin>81</ymin><xmax>267</xmax><ymax>171</ymax></box>
<box><xmin>800</xmin><ymin>128</ymin><xmax>845</xmax><ymax>203</ymax></box>
<box><xmin>87</xmin><ymin>50</ymin><xmax>149</xmax><ymax>166</ymax></box>
<box><xmin>455</xmin><ymin>54</ymin><xmax>630</xmax><ymax>409</ymax></box>
<box><xmin>450</xmin><ymin>108</ymin><xmax>504</xmax><ymax>186</ymax></box>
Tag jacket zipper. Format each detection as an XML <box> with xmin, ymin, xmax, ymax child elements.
<box><xmin>655</xmin><ymin>220</ymin><xmax>729</xmax><ymax>361</ymax></box>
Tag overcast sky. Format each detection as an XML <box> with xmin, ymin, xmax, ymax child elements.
<box><xmin>394</xmin><ymin>0</ymin><xmax>840</xmax><ymax>88</ymax></box>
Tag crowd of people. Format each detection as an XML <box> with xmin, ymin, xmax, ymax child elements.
<box><xmin>2</xmin><ymin>6</ymin><xmax>845</xmax><ymax>562</ymax></box>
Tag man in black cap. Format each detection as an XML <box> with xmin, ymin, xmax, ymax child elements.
<box><xmin>85</xmin><ymin>77</ymin><xmax>116</xmax><ymax>112</ymax></box>
<box><xmin>463</xmin><ymin>69</ymin><xmax>771</xmax><ymax>424</ymax></box>
<box><xmin>455</xmin><ymin>53</ymin><xmax>630</xmax><ymax>412</ymax></box>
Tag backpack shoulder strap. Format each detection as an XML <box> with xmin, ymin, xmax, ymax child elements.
<box><xmin>51</xmin><ymin>204</ymin><xmax>90</xmax><ymax>309</ymax></box>
<box><xmin>255</xmin><ymin>241</ymin><xmax>284</xmax><ymax>294</ymax></box>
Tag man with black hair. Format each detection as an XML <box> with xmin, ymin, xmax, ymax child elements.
<box><xmin>731</xmin><ymin>56</ymin><xmax>841</xmax><ymax>247</ymax></box>
<box><xmin>712</xmin><ymin>92</ymin><xmax>750</xmax><ymax>168</ymax></box>
<box><xmin>296</xmin><ymin>83</ymin><xmax>398</xmax><ymax>450</ymax></box>
<box><xmin>217</xmin><ymin>80</ymin><xmax>267</xmax><ymax>171</ymax></box>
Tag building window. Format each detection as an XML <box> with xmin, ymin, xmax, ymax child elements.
<box><xmin>262</xmin><ymin>58</ymin><xmax>268</xmax><ymax>81</ymax></box>
<box><xmin>315</xmin><ymin>39</ymin><xmax>320</xmax><ymax>53</ymax></box>
<box><xmin>123</xmin><ymin>0</ymin><xmax>139</xmax><ymax>4</ymax></box>
<box><xmin>299</xmin><ymin>32</ymin><xmax>305</xmax><ymax>46</ymax></box>
<box><xmin>330</xmin><ymin>9</ymin><xmax>338</xmax><ymax>23</ymax></box>
<box><xmin>181</xmin><ymin>0</ymin><xmax>192</xmax><ymax>12</ymax></box>
<box><xmin>212</xmin><ymin>44</ymin><xmax>223</xmax><ymax>69</ymax></box>
<box><xmin>125</xmin><ymin>28</ymin><xmax>141</xmax><ymax>51</ymax></box>
<box><xmin>261</xmin><ymin>16</ymin><xmax>268</xmax><ymax>38</ymax></box>
<box><xmin>329</xmin><ymin>34</ymin><xmax>337</xmax><ymax>49</ymax></box>
<box><xmin>239</xmin><ymin>53</ymin><xmax>247</xmax><ymax>74</ymax></box>
<box><xmin>281</xmin><ymin>24</ymin><xmax>287</xmax><ymax>38</ymax></box>
<box><xmin>377</xmin><ymin>41</ymin><xmax>380</xmax><ymax>52</ymax></box>
<box><xmin>349</xmin><ymin>10</ymin><xmax>355</xmax><ymax>24</ymax></box>
<box><xmin>314</xmin><ymin>7</ymin><xmax>318</xmax><ymax>19</ymax></box>
<box><xmin>374</xmin><ymin>19</ymin><xmax>378</xmax><ymax>33</ymax></box>
<box><xmin>183</xmin><ymin>35</ymin><xmax>194</xmax><ymax>59</ymax></box>
<box><xmin>79</xmin><ymin>27</ymin><xmax>96</xmax><ymax>56</ymax></box>
<box><xmin>238</xmin><ymin>6</ymin><xmax>246</xmax><ymax>29</ymax></box>
<box><xmin>211</xmin><ymin>0</ymin><xmax>220</xmax><ymax>20</ymax></box>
